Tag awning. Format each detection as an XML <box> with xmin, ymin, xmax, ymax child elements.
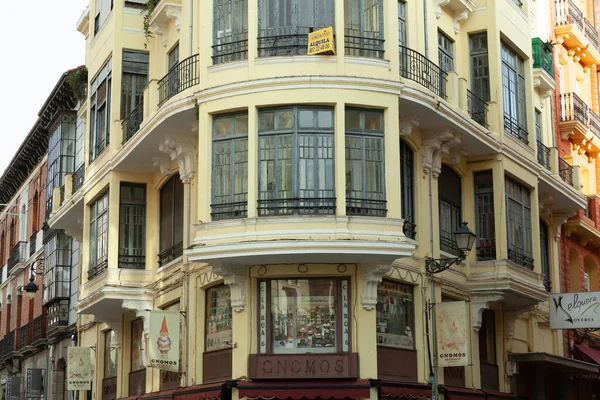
<box><xmin>443</xmin><ymin>386</ymin><xmax>486</xmax><ymax>400</ymax></box>
<box><xmin>574</xmin><ymin>345</ymin><xmax>600</xmax><ymax>366</ymax></box>
<box><xmin>482</xmin><ymin>390</ymin><xmax>515</xmax><ymax>400</ymax></box>
<box><xmin>138</xmin><ymin>389</ymin><xmax>179</xmax><ymax>400</ymax></box>
<box><xmin>237</xmin><ymin>380</ymin><xmax>371</xmax><ymax>399</ymax></box>
<box><xmin>119</xmin><ymin>396</ymin><xmax>140</xmax><ymax>400</ymax></box>
<box><xmin>510</xmin><ymin>351</ymin><xmax>599</xmax><ymax>374</ymax></box>
<box><xmin>380</xmin><ymin>381</ymin><xmax>431</xmax><ymax>398</ymax></box>
<box><xmin>173</xmin><ymin>382</ymin><xmax>225</xmax><ymax>400</ymax></box>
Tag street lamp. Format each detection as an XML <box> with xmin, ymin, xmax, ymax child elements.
<box><xmin>23</xmin><ymin>259</ymin><xmax>43</xmax><ymax>300</ymax></box>
<box><xmin>425</xmin><ymin>222</ymin><xmax>476</xmax><ymax>275</ymax></box>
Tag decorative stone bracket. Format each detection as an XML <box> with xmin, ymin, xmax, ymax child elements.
<box><xmin>422</xmin><ymin>129</ymin><xmax>462</xmax><ymax>177</ymax></box>
<box><xmin>399</xmin><ymin>115</ymin><xmax>420</xmax><ymax>137</ymax></box>
<box><xmin>435</xmin><ymin>0</ymin><xmax>473</xmax><ymax>33</ymax></box>
<box><xmin>212</xmin><ymin>264</ymin><xmax>247</xmax><ymax>312</ymax></box>
<box><xmin>361</xmin><ymin>263</ymin><xmax>393</xmax><ymax>310</ymax></box>
<box><xmin>150</xmin><ymin>5</ymin><xmax>182</xmax><ymax>47</ymax></box>
<box><xmin>505</xmin><ymin>306</ymin><xmax>535</xmax><ymax>339</ymax></box>
<box><xmin>553</xmin><ymin>213</ymin><xmax>575</xmax><ymax>242</ymax></box>
<box><xmin>471</xmin><ymin>293</ymin><xmax>503</xmax><ymax>331</ymax></box>
<box><xmin>158</xmin><ymin>136</ymin><xmax>196</xmax><ymax>184</ymax></box>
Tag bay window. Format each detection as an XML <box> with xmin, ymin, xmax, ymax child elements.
<box><xmin>540</xmin><ymin>219</ymin><xmax>551</xmax><ymax>291</ymax></box>
<box><xmin>474</xmin><ymin>171</ymin><xmax>495</xmax><ymax>260</ymax></box>
<box><xmin>344</xmin><ymin>0</ymin><xmax>384</xmax><ymax>58</ymax></box>
<box><xmin>159</xmin><ymin>175</ymin><xmax>184</xmax><ymax>267</ymax></box>
<box><xmin>501</xmin><ymin>43</ymin><xmax>527</xmax><ymax>144</ymax></box>
<box><xmin>345</xmin><ymin>108</ymin><xmax>386</xmax><ymax>216</ymax></box>
<box><xmin>212</xmin><ymin>113</ymin><xmax>248</xmax><ymax>220</ymax></box>
<box><xmin>506</xmin><ymin>177</ymin><xmax>533</xmax><ymax>269</ymax></box>
<box><xmin>205</xmin><ymin>285</ymin><xmax>233</xmax><ymax>352</ymax></box>
<box><xmin>213</xmin><ymin>0</ymin><xmax>248</xmax><ymax>63</ymax></box>
<box><xmin>43</xmin><ymin>230</ymin><xmax>72</xmax><ymax>330</ymax></box>
<box><xmin>376</xmin><ymin>280</ymin><xmax>414</xmax><ymax>349</ymax></box>
<box><xmin>90</xmin><ymin>59</ymin><xmax>112</xmax><ymax>161</ymax></box>
<box><xmin>258</xmin><ymin>0</ymin><xmax>335</xmax><ymax>56</ymax></box>
<box><xmin>89</xmin><ymin>191</ymin><xmax>109</xmax><ymax>279</ymax></box>
<box><xmin>438</xmin><ymin>165</ymin><xmax>461</xmax><ymax>256</ymax></box>
<box><xmin>258</xmin><ymin>107</ymin><xmax>335</xmax><ymax>215</ymax></box>
<box><xmin>46</xmin><ymin>112</ymin><xmax>77</xmax><ymax>215</ymax></box>
<box><xmin>119</xmin><ymin>183</ymin><xmax>146</xmax><ymax>269</ymax></box>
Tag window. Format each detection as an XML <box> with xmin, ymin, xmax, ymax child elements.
<box><xmin>131</xmin><ymin>319</ymin><xmax>144</xmax><ymax>371</ymax></box>
<box><xmin>121</xmin><ymin>50</ymin><xmax>149</xmax><ymax>119</ymax></box>
<box><xmin>506</xmin><ymin>177</ymin><xmax>533</xmax><ymax>269</ymax></box>
<box><xmin>43</xmin><ymin>230</ymin><xmax>72</xmax><ymax>305</ymax></box>
<box><xmin>205</xmin><ymin>285</ymin><xmax>232</xmax><ymax>352</ymax></box>
<box><xmin>439</xmin><ymin>165</ymin><xmax>461</xmax><ymax>256</ymax></box>
<box><xmin>259</xmin><ymin>278</ymin><xmax>350</xmax><ymax>354</ymax></box>
<box><xmin>104</xmin><ymin>330</ymin><xmax>118</xmax><ymax>378</ymax></box>
<box><xmin>345</xmin><ymin>109</ymin><xmax>386</xmax><ymax>216</ymax></box>
<box><xmin>212</xmin><ymin>113</ymin><xmax>248</xmax><ymax>220</ymax></box>
<box><xmin>376</xmin><ymin>280</ymin><xmax>414</xmax><ymax>349</ymax></box>
<box><xmin>94</xmin><ymin>0</ymin><xmax>113</xmax><ymax>35</ymax></box>
<box><xmin>31</xmin><ymin>191</ymin><xmax>39</xmax><ymax>234</ymax></box>
<box><xmin>46</xmin><ymin>112</ymin><xmax>77</xmax><ymax>215</ymax></box>
<box><xmin>167</xmin><ymin>44</ymin><xmax>180</xmax><ymax>100</ymax></box>
<box><xmin>469</xmin><ymin>33</ymin><xmax>490</xmax><ymax>102</ymax></box>
<box><xmin>213</xmin><ymin>0</ymin><xmax>248</xmax><ymax>63</ymax></box>
<box><xmin>474</xmin><ymin>171</ymin><xmax>495</xmax><ymax>260</ymax></box>
<box><xmin>438</xmin><ymin>31</ymin><xmax>454</xmax><ymax>72</ymax></box>
<box><xmin>89</xmin><ymin>192</ymin><xmax>109</xmax><ymax>279</ymax></box>
<box><xmin>345</xmin><ymin>0</ymin><xmax>384</xmax><ymax>58</ymax></box>
<box><xmin>89</xmin><ymin>59</ymin><xmax>112</xmax><ymax>161</ymax></box>
<box><xmin>159</xmin><ymin>175</ymin><xmax>184</xmax><ymax>267</ymax></box>
<box><xmin>258</xmin><ymin>107</ymin><xmax>335</xmax><ymax>215</ymax></box>
<box><xmin>398</xmin><ymin>1</ymin><xmax>406</xmax><ymax>47</ymax></box>
<box><xmin>540</xmin><ymin>219</ymin><xmax>551</xmax><ymax>292</ymax></box>
<box><xmin>119</xmin><ymin>183</ymin><xmax>146</xmax><ymax>269</ymax></box>
<box><xmin>400</xmin><ymin>140</ymin><xmax>415</xmax><ymax>239</ymax></box>
<box><xmin>168</xmin><ymin>44</ymin><xmax>179</xmax><ymax>70</ymax></box>
<box><xmin>478</xmin><ymin>310</ymin><xmax>498</xmax><ymax>391</ymax></box>
<box><xmin>258</xmin><ymin>0</ymin><xmax>335</xmax><ymax>56</ymax></box>
<box><xmin>501</xmin><ymin>43</ymin><xmax>527</xmax><ymax>143</ymax></box>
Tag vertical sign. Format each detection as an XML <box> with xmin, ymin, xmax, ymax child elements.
<box><xmin>341</xmin><ymin>280</ymin><xmax>349</xmax><ymax>352</ymax></box>
<box><xmin>67</xmin><ymin>347</ymin><xmax>92</xmax><ymax>390</ymax></box>
<box><xmin>26</xmin><ymin>368</ymin><xmax>44</xmax><ymax>398</ymax></box>
<box><xmin>259</xmin><ymin>281</ymin><xmax>267</xmax><ymax>353</ymax></box>
<box><xmin>436</xmin><ymin>301</ymin><xmax>469</xmax><ymax>367</ymax></box>
<box><xmin>149</xmin><ymin>311</ymin><xmax>180</xmax><ymax>372</ymax></box>
<box><xmin>6</xmin><ymin>376</ymin><xmax>21</xmax><ymax>400</ymax></box>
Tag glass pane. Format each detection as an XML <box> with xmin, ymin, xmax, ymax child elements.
<box><xmin>298</xmin><ymin>110</ymin><xmax>314</xmax><ymax>128</ymax></box>
<box><xmin>317</xmin><ymin>110</ymin><xmax>333</xmax><ymax>128</ymax></box>
<box><xmin>376</xmin><ymin>281</ymin><xmax>414</xmax><ymax>349</ymax></box>
<box><xmin>277</xmin><ymin>110</ymin><xmax>293</xmax><ymax>130</ymax></box>
<box><xmin>215</xmin><ymin>117</ymin><xmax>233</xmax><ymax>137</ymax></box>
<box><xmin>206</xmin><ymin>285</ymin><xmax>233</xmax><ymax>352</ymax></box>
<box><xmin>260</xmin><ymin>112</ymin><xmax>275</xmax><ymax>130</ymax></box>
<box><xmin>364</xmin><ymin>111</ymin><xmax>382</xmax><ymax>131</ymax></box>
<box><xmin>345</xmin><ymin>110</ymin><xmax>361</xmax><ymax>130</ymax></box>
<box><xmin>235</xmin><ymin>114</ymin><xmax>248</xmax><ymax>134</ymax></box>
<box><xmin>131</xmin><ymin>319</ymin><xmax>144</xmax><ymax>371</ymax></box>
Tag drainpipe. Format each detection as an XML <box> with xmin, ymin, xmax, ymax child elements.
<box><xmin>46</xmin><ymin>344</ymin><xmax>54</xmax><ymax>400</ymax></box>
<box><xmin>189</xmin><ymin>0</ymin><xmax>194</xmax><ymax>55</ymax></box>
<box><xmin>423</xmin><ymin>0</ymin><xmax>429</xmax><ymax>57</ymax></box>
<box><xmin>185</xmin><ymin>182</ymin><xmax>192</xmax><ymax>387</ymax></box>
<box><xmin>428</xmin><ymin>173</ymin><xmax>437</xmax><ymax>400</ymax></box>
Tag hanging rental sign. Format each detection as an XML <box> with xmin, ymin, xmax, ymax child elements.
<box><xmin>26</xmin><ymin>368</ymin><xmax>44</xmax><ymax>398</ymax></box>
<box><xmin>149</xmin><ymin>311</ymin><xmax>180</xmax><ymax>372</ymax></box>
<box><xmin>307</xmin><ymin>27</ymin><xmax>336</xmax><ymax>55</ymax></box>
<box><xmin>67</xmin><ymin>347</ymin><xmax>92</xmax><ymax>390</ymax></box>
<box><xmin>550</xmin><ymin>291</ymin><xmax>600</xmax><ymax>329</ymax></box>
<box><xmin>436</xmin><ymin>301</ymin><xmax>469</xmax><ymax>367</ymax></box>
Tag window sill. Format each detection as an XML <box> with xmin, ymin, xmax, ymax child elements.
<box><xmin>345</xmin><ymin>56</ymin><xmax>390</xmax><ymax>68</ymax></box>
<box><xmin>255</xmin><ymin>55</ymin><xmax>337</xmax><ymax>65</ymax></box>
<box><xmin>208</xmin><ymin>60</ymin><xmax>249</xmax><ymax>73</ymax></box>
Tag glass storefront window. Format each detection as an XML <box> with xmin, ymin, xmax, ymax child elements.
<box><xmin>376</xmin><ymin>280</ymin><xmax>414</xmax><ymax>349</ymax></box>
<box><xmin>205</xmin><ymin>285</ymin><xmax>232</xmax><ymax>352</ymax></box>
<box><xmin>131</xmin><ymin>319</ymin><xmax>144</xmax><ymax>371</ymax></box>
<box><xmin>104</xmin><ymin>330</ymin><xmax>118</xmax><ymax>378</ymax></box>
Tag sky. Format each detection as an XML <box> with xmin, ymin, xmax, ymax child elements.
<box><xmin>0</xmin><ymin>1</ymin><xmax>89</xmax><ymax>176</ymax></box>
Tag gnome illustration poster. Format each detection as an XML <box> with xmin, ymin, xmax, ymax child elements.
<box><xmin>149</xmin><ymin>311</ymin><xmax>180</xmax><ymax>372</ymax></box>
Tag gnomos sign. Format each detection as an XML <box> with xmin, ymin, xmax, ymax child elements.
<box><xmin>307</xmin><ymin>27</ymin><xmax>336</xmax><ymax>55</ymax></box>
<box><xmin>550</xmin><ymin>291</ymin><xmax>600</xmax><ymax>329</ymax></box>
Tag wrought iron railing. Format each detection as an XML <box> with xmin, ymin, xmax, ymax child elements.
<box><xmin>504</xmin><ymin>116</ymin><xmax>529</xmax><ymax>144</ymax></box>
<box><xmin>72</xmin><ymin>164</ymin><xmax>85</xmax><ymax>193</ymax></box>
<box><xmin>7</xmin><ymin>241</ymin><xmax>27</xmax><ymax>273</ymax></box>
<box><xmin>346</xmin><ymin>198</ymin><xmax>387</xmax><ymax>217</ymax></box>
<box><xmin>258</xmin><ymin>198</ymin><xmax>336</xmax><ymax>216</ymax></box>
<box><xmin>561</xmin><ymin>92</ymin><xmax>589</xmax><ymax>126</ymax></box>
<box><xmin>559</xmin><ymin>157</ymin><xmax>574</xmax><ymax>186</ymax></box>
<box><xmin>0</xmin><ymin>330</ymin><xmax>16</xmax><ymax>359</ymax></box>
<box><xmin>19</xmin><ymin>323</ymin><xmax>32</xmax><ymax>350</ymax></box>
<box><xmin>211</xmin><ymin>201</ymin><xmax>248</xmax><ymax>221</ymax></box>
<box><xmin>403</xmin><ymin>220</ymin><xmax>417</xmax><ymax>240</ymax></box>
<box><xmin>467</xmin><ymin>89</ymin><xmax>489</xmax><ymax>128</ymax></box>
<box><xmin>122</xmin><ymin>99</ymin><xmax>144</xmax><ymax>144</ymax></box>
<box><xmin>32</xmin><ymin>314</ymin><xmax>47</xmax><ymax>345</ymax></box>
<box><xmin>118</xmin><ymin>254</ymin><xmax>145</xmax><ymax>269</ymax></box>
<box><xmin>88</xmin><ymin>256</ymin><xmax>108</xmax><ymax>280</ymax></box>
<box><xmin>29</xmin><ymin>233</ymin><xmax>37</xmax><ymax>258</ymax></box>
<box><xmin>589</xmin><ymin>110</ymin><xmax>600</xmax><ymax>139</ymax></box>
<box><xmin>584</xmin><ymin>19</ymin><xmax>600</xmax><ymax>51</ymax></box>
<box><xmin>158</xmin><ymin>241</ymin><xmax>184</xmax><ymax>267</ymax></box>
<box><xmin>556</xmin><ymin>0</ymin><xmax>584</xmax><ymax>32</ymax></box>
<box><xmin>508</xmin><ymin>248</ymin><xmax>534</xmax><ymax>269</ymax></box>
<box><xmin>213</xmin><ymin>32</ymin><xmax>248</xmax><ymax>64</ymax></box>
<box><xmin>345</xmin><ymin>28</ymin><xmax>385</xmax><ymax>59</ymax></box>
<box><xmin>399</xmin><ymin>45</ymin><xmax>447</xmax><ymax>99</ymax></box>
<box><xmin>476</xmin><ymin>239</ymin><xmax>496</xmax><ymax>261</ymax></box>
<box><xmin>584</xmin><ymin>195</ymin><xmax>592</xmax><ymax>219</ymax></box>
<box><xmin>536</xmin><ymin>141</ymin><xmax>551</xmax><ymax>170</ymax></box>
<box><xmin>531</xmin><ymin>38</ymin><xmax>554</xmax><ymax>77</ymax></box>
<box><xmin>158</xmin><ymin>54</ymin><xmax>199</xmax><ymax>107</ymax></box>
<box><xmin>258</xmin><ymin>30</ymin><xmax>311</xmax><ymax>57</ymax></box>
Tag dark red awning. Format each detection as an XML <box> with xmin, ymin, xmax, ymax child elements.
<box><xmin>380</xmin><ymin>381</ymin><xmax>431</xmax><ymax>398</ymax></box>
<box><xmin>138</xmin><ymin>389</ymin><xmax>179</xmax><ymax>400</ymax></box>
<box><xmin>119</xmin><ymin>396</ymin><xmax>139</xmax><ymax>400</ymax></box>
<box><xmin>237</xmin><ymin>380</ymin><xmax>371</xmax><ymax>400</ymax></box>
<box><xmin>482</xmin><ymin>390</ymin><xmax>515</xmax><ymax>400</ymax></box>
<box><xmin>444</xmin><ymin>386</ymin><xmax>486</xmax><ymax>400</ymax></box>
<box><xmin>574</xmin><ymin>345</ymin><xmax>600</xmax><ymax>365</ymax></box>
<box><xmin>173</xmin><ymin>382</ymin><xmax>224</xmax><ymax>400</ymax></box>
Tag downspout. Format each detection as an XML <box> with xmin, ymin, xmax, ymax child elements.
<box><xmin>185</xmin><ymin>182</ymin><xmax>192</xmax><ymax>387</ymax></box>
<box><xmin>423</xmin><ymin>0</ymin><xmax>429</xmax><ymax>57</ymax></box>
<box><xmin>46</xmin><ymin>344</ymin><xmax>54</xmax><ymax>400</ymax></box>
<box><xmin>428</xmin><ymin>173</ymin><xmax>437</xmax><ymax>400</ymax></box>
<box><xmin>189</xmin><ymin>0</ymin><xmax>194</xmax><ymax>55</ymax></box>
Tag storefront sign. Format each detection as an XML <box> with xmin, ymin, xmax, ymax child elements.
<box><xmin>149</xmin><ymin>311</ymin><xmax>180</xmax><ymax>372</ymax></box>
<box><xmin>342</xmin><ymin>280</ymin><xmax>349</xmax><ymax>352</ymax></box>
<box><xmin>26</xmin><ymin>368</ymin><xmax>44</xmax><ymax>398</ymax></box>
<box><xmin>67</xmin><ymin>347</ymin><xmax>92</xmax><ymax>390</ymax></box>
<box><xmin>307</xmin><ymin>27</ymin><xmax>336</xmax><ymax>55</ymax></box>
<box><xmin>550</xmin><ymin>292</ymin><xmax>600</xmax><ymax>329</ymax></box>
<box><xmin>248</xmin><ymin>353</ymin><xmax>358</xmax><ymax>379</ymax></box>
<box><xmin>259</xmin><ymin>281</ymin><xmax>267</xmax><ymax>353</ymax></box>
<box><xmin>436</xmin><ymin>301</ymin><xmax>469</xmax><ymax>367</ymax></box>
<box><xmin>6</xmin><ymin>376</ymin><xmax>21</xmax><ymax>400</ymax></box>
<box><xmin>102</xmin><ymin>377</ymin><xmax>117</xmax><ymax>400</ymax></box>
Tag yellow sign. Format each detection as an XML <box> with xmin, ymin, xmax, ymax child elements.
<box><xmin>307</xmin><ymin>27</ymin><xmax>336</xmax><ymax>56</ymax></box>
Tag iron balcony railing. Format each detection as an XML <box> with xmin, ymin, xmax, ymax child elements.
<box><xmin>258</xmin><ymin>29</ymin><xmax>312</xmax><ymax>57</ymax></box>
<box><xmin>403</xmin><ymin>220</ymin><xmax>417</xmax><ymax>240</ymax></box>
<box><xmin>32</xmin><ymin>314</ymin><xmax>47</xmax><ymax>345</ymax></box>
<box><xmin>122</xmin><ymin>99</ymin><xmax>144</xmax><ymax>144</ymax></box>
<box><xmin>561</xmin><ymin>92</ymin><xmax>589</xmax><ymax>126</ymax></box>
<box><xmin>504</xmin><ymin>117</ymin><xmax>529</xmax><ymax>144</ymax></box>
<box><xmin>531</xmin><ymin>38</ymin><xmax>554</xmax><ymax>77</ymax></box>
<box><xmin>29</xmin><ymin>233</ymin><xmax>37</xmax><ymax>258</ymax></box>
<box><xmin>346</xmin><ymin>198</ymin><xmax>387</xmax><ymax>217</ymax></box>
<box><xmin>345</xmin><ymin>28</ymin><xmax>385</xmax><ymax>59</ymax></box>
<box><xmin>590</xmin><ymin>110</ymin><xmax>600</xmax><ymax>139</ymax></box>
<box><xmin>0</xmin><ymin>330</ymin><xmax>16</xmax><ymax>359</ymax></box>
<box><xmin>537</xmin><ymin>141</ymin><xmax>551</xmax><ymax>170</ymax></box>
<box><xmin>18</xmin><ymin>323</ymin><xmax>32</xmax><ymax>350</ymax></box>
<box><xmin>118</xmin><ymin>253</ymin><xmax>145</xmax><ymax>269</ymax></box>
<box><xmin>211</xmin><ymin>201</ymin><xmax>248</xmax><ymax>221</ymax></box>
<box><xmin>158</xmin><ymin>241</ymin><xmax>184</xmax><ymax>267</ymax></box>
<box><xmin>556</xmin><ymin>0</ymin><xmax>584</xmax><ymax>32</ymax></box>
<box><xmin>158</xmin><ymin>54</ymin><xmax>200</xmax><ymax>107</ymax></box>
<box><xmin>584</xmin><ymin>19</ymin><xmax>600</xmax><ymax>51</ymax></box>
<box><xmin>467</xmin><ymin>89</ymin><xmax>489</xmax><ymax>128</ymax></box>
<box><xmin>257</xmin><ymin>198</ymin><xmax>336</xmax><ymax>216</ymax></box>
<box><xmin>508</xmin><ymin>248</ymin><xmax>534</xmax><ymax>270</ymax></box>
<box><xmin>7</xmin><ymin>241</ymin><xmax>27</xmax><ymax>273</ymax></box>
<box><xmin>72</xmin><ymin>164</ymin><xmax>85</xmax><ymax>193</ymax></box>
<box><xmin>88</xmin><ymin>256</ymin><xmax>108</xmax><ymax>280</ymax></box>
<box><xmin>476</xmin><ymin>238</ymin><xmax>496</xmax><ymax>261</ymax></box>
<box><xmin>399</xmin><ymin>45</ymin><xmax>447</xmax><ymax>99</ymax></box>
<box><xmin>584</xmin><ymin>195</ymin><xmax>592</xmax><ymax>219</ymax></box>
<box><xmin>213</xmin><ymin>32</ymin><xmax>248</xmax><ymax>64</ymax></box>
<box><xmin>559</xmin><ymin>157</ymin><xmax>574</xmax><ymax>186</ymax></box>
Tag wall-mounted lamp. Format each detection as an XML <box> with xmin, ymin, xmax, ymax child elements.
<box><xmin>425</xmin><ymin>222</ymin><xmax>476</xmax><ymax>275</ymax></box>
<box><xmin>6</xmin><ymin>294</ymin><xmax>12</xmax><ymax>305</ymax></box>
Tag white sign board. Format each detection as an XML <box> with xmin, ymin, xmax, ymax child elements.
<box><xmin>149</xmin><ymin>311</ymin><xmax>180</xmax><ymax>372</ymax></box>
<box><xmin>436</xmin><ymin>301</ymin><xmax>469</xmax><ymax>367</ymax></box>
<box><xmin>550</xmin><ymin>292</ymin><xmax>600</xmax><ymax>329</ymax></box>
<box><xmin>67</xmin><ymin>347</ymin><xmax>92</xmax><ymax>390</ymax></box>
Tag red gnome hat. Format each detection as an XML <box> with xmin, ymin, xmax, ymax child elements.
<box><xmin>160</xmin><ymin>316</ymin><xmax>169</xmax><ymax>334</ymax></box>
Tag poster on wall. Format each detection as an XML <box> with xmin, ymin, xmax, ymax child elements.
<box><xmin>149</xmin><ymin>311</ymin><xmax>180</xmax><ymax>372</ymax></box>
<box><xmin>26</xmin><ymin>368</ymin><xmax>44</xmax><ymax>398</ymax></box>
<box><xmin>67</xmin><ymin>347</ymin><xmax>92</xmax><ymax>390</ymax></box>
<box><xmin>550</xmin><ymin>292</ymin><xmax>600</xmax><ymax>329</ymax></box>
<box><xmin>436</xmin><ymin>301</ymin><xmax>469</xmax><ymax>367</ymax></box>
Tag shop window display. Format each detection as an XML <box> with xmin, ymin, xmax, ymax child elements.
<box><xmin>206</xmin><ymin>285</ymin><xmax>233</xmax><ymax>352</ymax></box>
<box><xmin>376</xmin><ymin>280</ymin><xmax>415</xmax><ymax>349</ymax></box>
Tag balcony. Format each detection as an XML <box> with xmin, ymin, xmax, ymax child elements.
<box><xmin>122</xmin><ymin>99</ymin><xmax>144</xmax><ymax>144</ymax></box>
<box><xmin>18</xmin><ymin>323</ymin><xmax>33</xmax><ymax>355</ymax></box>
<box><xmin>565</xmin><ymin>195</ymin><xmax>600</xmax><ymax>248</ymax></box>
<box><xmin>467</xmin><ymin>89</ymin><xmax>489</xmax><ymax>128</ymax></box>
<box><xmin>29</xmin><ymin>233</ymin><xmax>37</xmax><ymax>258</ymax></box>
<box><xmin>532</xmin><ymin>38</ymin><xmax>556</xmax><ymax>98</ymax></box>
<box><xmin>399</xmin><ymin>45</ymin><xmax>447</xmax><ymax>99</ymax></box>
<box><xmin>554</xmin><ymin>0</ymin><xmax>600</xmax><ymax>68</ymax></box>
<box><xmin>537</xmin><ymin>141</ymin><xmax>551</xmax><ymax>170</ymax></box>
<box><xmin>72</xmin><ymin>164</ymin><xmax>85</xmax><ymax>193</ymax></box>
<box><xmin>559</xmin><ymin>157</ymin><xmax>574</xmax><ymax>186</ymax></box>
<box><xmin>0</xmin><ymin>330</ymin><xmax>17</xmax><ymax>360</ymax></box>
<box><xmin>31</xmin><ymin>315</ymin><xmax>47</xmax><ymax>348</ymax></box>
<box><xmin>158</xmin><ymin>54</ymin><xmax>199</xmax><ymax>107</ymax></box>
<box><xmin>559</xmin><ymin>92</ymin><xmax>600</xmax><ymax>161</ymax></box>
<box><xmin>7</xmin><ymin>241</ymin><xmax>27</xmax><ymax>274</ymax></box>
<box><xmin>158</xmin><ymin>241</ymin><xmax>183</xmax><ymax>267</ymax></box>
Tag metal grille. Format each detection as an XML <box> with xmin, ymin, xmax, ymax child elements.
<box><xmin>399</xmin><ymin>45</ymin><xmax>447</xmax><ymax>99</ymax></box>
<box><xmin>504</xmin><ymin>116</ymin><xmax>529</xmax><ymax>144</ymax></box>
<box><xmin>558</xmin><ymin>157</ymin><xmax>574</xmax><ymax>186</ymax></box>
<box><xmin>556</xmin><ymin>0</ymin><xmax>584</xmax><ymax>32</ymax></box>
<box><xmin>158</xmin><ymin>241</ymin><xmax>184</xmax><ymax>267</ymax></box>
<box><xmin>531</xmin><ymin>38</ymin><xmax>554</xmax><ymax>77</ymax></box>
<box><xmin>346</xmin><ymin>198</ymin><xmax>387</xmax><ymax>217</ymax></box>
<box><xmin>258</xmin><ymin>197</ymin><xmax>336</xmax><ymax>216</ymax></box>
<box><xmin>345</xmin><ymin>28</ymin><xmax>385</xmax><ymax>59</ymax></box>
<box><xmin>213</xmin><ymin>32</ymin><xmax>249</xmax><ymax>63</ymax></box>
<box><xmin>72</xmin><ymin>164</ymin><xmax>85</xmax><ymax>193</ymax></box>
<box><xmin>158</xmin><ymin>54</ymin><xmax>200</xmax><ymax>107</ymax></box>
<box><xmin>211</xmin><ymin>201</ymin><xmax>248</xmax><ymax>220</ymax></box>
<box><xmin>589</xmin><ymin>110</ymin><xmax>600</xmax><ymax>139</ymax></box>
<box><xmin>32</xmin><ymin>315</ymin><xmax>47</xmax><ymax>345</ymax></box>
<box><xmin>88</xmin><ymin>256</ymin><xmax>108</xmax><ymax>280</ymax></box>
<box><xmin>467</xmin><ymin>89</ymin><xmax>489</xmax><ymax>128</ymax></box>
<box><xmin>560</xmin><ymin>92</ymin><xmax>588</xmax><ymax>125</ymax></box>
<box><xmin>475</xmin><ymin>171</ymin><xmax>495</xmax><ymax>262</ymax></box>
<box><xmin>403</xmin><ymin>220</ymin><xmax>417</xmax><ymax>240</ymax></box>
<box><xmin>29</xmin><ymin>233</ymin><xmax>37</xmax><ymax>258</ymax></box>
<box><xmin>476</xmin><ymin>239</ymin><xmax>496</xmax><ymax>261</ymax></box>
<box><xmin>584</xmin><ymin>19</ymin><xmax>600</xmax><ymax>51</ymax></box>
<box><xmin>7</xmin><ymin>241</ymin><xmax>26</xmax><ymax>273</ymax></box>
<box><xmin>508</xmin><ymin>248</ymin><xmax>534</xmax><ymax>270</ymax></box>
<box><xmin>122</xmin><ymin>99</ymin><xmax>144</xmax><ymax>144</ymax></box>
<box><xmin>536</xmin><ymin>141</ymin><xmax>551</xmax><ymax>170</ymax></box>
<box><xmin>258</xmin><ymin>32</ymin><xmax>310</xmax><ymax>56</ymax></box>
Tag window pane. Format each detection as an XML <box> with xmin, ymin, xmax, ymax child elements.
<box><xmin>215</xmin><ymin>117</ymin><xmax>233</xmax><ymax>136</ymax></box>
<box><xmin>317</xmin><ymin>110</ymin><xmax>333</xmax><ymax>128</ymax></box>
<box><xmin>131</xmin><ymin>319</ymin><xmax>144</xmax><ymax>371</ymax></box>
<box><xmin>206</xmin><ymin>285</ymin><xmax>233</xmax><ymax>352</ymax></box>
<box><xmin>235</xmin><ymin>114</ymin><xmax>248</xmax><ymax>134</ymax></box>
<box><xmin>345</xmin><ymin>110</ymin><xmax>361</xmax><ymax>130</ymax></box>
<box><xmin>298</xmin><ymin>110</ymin><xmax>314</xmax><ymax>129</ymax></box>
<box><xmin>260</xmin><ymin>112</ymin><xmax>275</xmax><ymax>130</ymax></box>
<box><xmin>277</xmin><ymin>110</ymin><xmax>293</xmax><ymax>130</ymax></box>
<box><xmin>364</xmin><ymin>111</ymin><xmax>382</xmax><ymax>131</ymax></box>
<box><xmin>105</xmin><ymin>330</ymin><xmax>118</xmax><ymax>378</ymax></box>
<box><xmin>376</xmin><ymin>281</ymin><xmax>414</xmax><ymax>349</ymax></box>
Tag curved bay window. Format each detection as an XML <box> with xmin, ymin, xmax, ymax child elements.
<box><xmin>43</xmin><ymin>230</ymin><xmax>72</xmax><ymax>329</ymax></box>
<box><xmin>118</xmin><ymin>183</ymin><xmax>146</xmax><ymax>269</ymax></box>
<box><xmin>505</xmin><ymin>177</ymin><xmax>533</xmax><ymax>269</ymax></box>
<box><xmin>89</xmin><ymin>191</ymin><xmax>109</xmax><ymax>279</ymax></box>
<box><xmin>213</xmin><ymin>0</ymin><xmax>248</xmax><ymax>63</ymax></box>
<box><xmin>438</xmin><ymin>165</ymin><xmax>461</xmax><ymax>256</ymax></box>
<box><xmin>258</xmin><ymin>107</ymin><xmax>335</xmax><ymax>215</ymax></box>
<box><xmin>46</xmin><ymin>112</ymin><xmax>77</xmax><ymax>215</ymax></box>
<box><xmin>258</xmin><ymin>0</ymin><xmax>335</xmax><ymax>56</ymax></box>
<box><xmin>159</xmin><ymin>175</ymin><xmax>184</xmax><ymax>267</ymax></box>
<box><xmin>344</xmin><ymin>0</ymin><xmax>384</xmax><ymax>58</ymax></box>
